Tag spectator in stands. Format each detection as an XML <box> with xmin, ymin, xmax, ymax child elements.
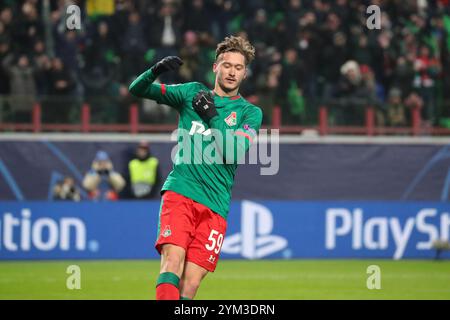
<box><xmin>42</xmin><ymin>57</ymin><xmax>77</xmax><ymax>123</ymax></box>
<box><xmin>207</xmin><ymin>0</ymin><xmax>236</xmax><ymax>41</ymax></box>
<box><xmin>49</xmin><ymin>57</ymin><xmax>75</xmax><ymax>96</ymax></box>
<box><xmin>255</xmin><ymin>49</ymin><xmax>282</xmax><ymax>124</ymax></box>
<box><xmin>277</xmin><ymin>48</ymin><xmax>305</xmax><ymax>124</ymax></box>
<box><xmin>145</xmin><ymin>2</ymin><xmax>183</xmax><ymax>84</ymax></box>
<box><xmin>0</xmin><ymin>30</ymin><xmax>11</xmax><ymax>95</ymax></box>
<box><xmin>333</xmin><ymin>60</ymin><xmax>375</xmax><ymax>125</ymax></box>
<box><xmin>128</xmin><ymin>141</ymin><xmax>159</xmax><ymax>199</ymax></box>
<box><xmin>413</xmin><ymin>44</ymin><xmax>441</xmax><ymax>124</ymax></box>
<box><xmin>391</xmin><ymin>55</ymin><xmax>415</xmax><ymax>100</ymax></box>
<box><xmin>285</xmin><ymin>0</ymin><xmax>303</xmax><ymax>32</ymax></box>
<box><xmin>55</xmin><ymin>30</ymin><xmax>81</xmax><ymax>72</ymax></box>
<box><xmin>53</xmin><ymin>176</ymin><xmax>81</xmax><ymax>202</ymax></box>
<box><xmin>320</xmin><ymin>29</ymin><xmax>348</xmax><ymax>99</ymax></box>
<box><xmin>296</xmin><ymin>13</ymin><xmax>320</xmax><ymax>102</ymax></box>
<box><xmin>84</xmin><ymin>21</ymin><xmax>117</xmax><ymax>66</ymax></box>
<box><xmin>14</xmin><ymin>1</ymin><xmax>44</xmax><ymax>53</ymax></box>
<box><xmin>271</xmin><ymin>19</ymin><xmax>292</xmax><ymax>52</ymax></box>
<box><xmin>183</xmin><ymin>0</ymin><xmax>212</xmax><ymax>35</ymax></box>
<box><xmin>404</xmin><ymin>91</ymin><xmax>425</xmax><ymax>120</ymax></box>
<box><xmin>352</xmin><ymin>34</ymin><xmax>372</xmax><ymax>66</ymax></box>
<box><xmin>246</xmin><ymin>8</ymin><xmax>271</xmax><ymax>47</ymax></box>
<box><xmin>0</xmin><ymin>0</ymin><xmax>449</xmax><ymax>129</ymax></box>
<box><xmin>0</xmin><ymin>7</ymin><xmax>13</xmax><ymax>40</ymax></box>
<box><xmin>121</xmin><ymin>11</ymin><xmax>147</xmax><ymax>80</ymax></box>
<box><xmin>2</xmin><ymin>54</ymin><xmax>36</xmax><ymax>123</ymax></box>
<box><xmin>360</xmin><ymin>64</ymin><xmax>378</xmax><ymax>103</ymax></box>
<box><xmin>80</xmin><ymin>21</ymin><xmax>120</xmax><ymax>123</ymax></box>
<box><xmin>32</xmin><ymin>39</ymin><xmax>52</xmax><ymax>96</ymax></box>
<box><xmin>385</xmin><ymin>88</ymin><xmax>407</xmax><ymax>127</ymax></box>
<box><xmin>83</xmin><ymin>150</ymin><xmax>126</xmax><ymax>201</ymax></box>
<box><xmin>178</xmin><ymin>31</ymin><xmax>201</xmax><ymax>82</ymax></box>
<box><xmin>370</xmin><ymin>29</ymin><xmax>396</xmax><ymax>88</ymax></box>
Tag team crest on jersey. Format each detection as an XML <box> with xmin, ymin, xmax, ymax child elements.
<box><xmin>162</xmin><ymin>225</ymin><xmax>172</xmax><ymax>238</ymax></box>
<box><xmin>224</xmin><ymin>112</ymin><xmax>237</xmax><ymax>126</ymax></box>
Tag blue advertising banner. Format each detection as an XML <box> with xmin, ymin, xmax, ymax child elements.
<box><xmin>1</xmin><ymin>141</ymin><xmax>450</xmax><ymax>201</ymax></box>
<box><xmin>0</xmin><ymin>201</ymin><xmax>449</xmax><ymax>260</ymax></box>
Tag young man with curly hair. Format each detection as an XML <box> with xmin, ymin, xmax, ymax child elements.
<box><xmin>129</xmin><ymin>35</ymin><xmax>262</xmax><ymax>300</ymax></box>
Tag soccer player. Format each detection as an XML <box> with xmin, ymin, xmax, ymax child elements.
<box><xmin>129</xmin><ymin>36</ymin><xmax>262</xmax><ymax>300</ymax></box>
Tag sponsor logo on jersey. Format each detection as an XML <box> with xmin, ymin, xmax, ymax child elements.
<box><xmin>189</xmin><ymin>121</ymin><xmax>211</xmax><ymax>136</ymax></box>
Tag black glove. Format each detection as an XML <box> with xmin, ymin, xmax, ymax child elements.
<box><xmin>192</xmin><ymin>90</ymin><xmax>218</xmax><ymax>123</ymax></box>
<box><xmin>151</xmin><ymin>56</ymin><xmax>183</xmax><ymax>77</ymax></box>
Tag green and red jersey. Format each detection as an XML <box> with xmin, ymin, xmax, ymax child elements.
<box><xmin>129</xmin><ymin>69</ymin><xmax>262</xmax><ymax>219</ymax></box>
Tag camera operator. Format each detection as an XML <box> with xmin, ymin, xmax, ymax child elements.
<box><xmin>53</xmin><ymin>176</ymin><xmax>81</xmax><ymax>201</ymax></box>
<box><xmin>82</xmin><ymin>150</ymin><xmax>126</xmax><ymax>201</ymax></box>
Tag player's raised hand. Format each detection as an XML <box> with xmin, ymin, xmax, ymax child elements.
<box><xmin>192</xmin><ymin>90</ymin><xmax>218</xmax><ymax>124</ymax></box>
<box><xmin>151</xmin><ymin>56</ymin><xmax>183</xmax><ymax>76</ymax></box>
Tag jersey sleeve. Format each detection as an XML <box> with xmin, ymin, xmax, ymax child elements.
<box><xmin>128</xmin><ymin>69</ymin><xmax>192</xmax><ymax>111</ymax></box>
<box><xmin>209</xmin><ymin>105</ymin><xmax>263</xmax><ymax>164</ymax></box>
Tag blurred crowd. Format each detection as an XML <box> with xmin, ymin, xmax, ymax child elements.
<box><xmin>0</xmin><ymin>0</ymin><xmax>449</xmax><ymax>127</ymax></box>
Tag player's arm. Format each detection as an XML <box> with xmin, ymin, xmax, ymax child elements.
<box><xmin>211</xmin><ymin>108</ymin><xmax>262</xmax><ymax>164</ymax></box>
<box><xmin>128</xmin><ymin>56</ymin><xmax>185</xmax><ymax>110</ymax></box>
<box><xmin>192</xmin><ymin>91</ymin><xmax>262</xmax><ymax>164</ymax></box>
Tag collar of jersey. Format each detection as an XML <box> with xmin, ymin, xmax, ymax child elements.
<box><xmin>211</xmin><ymin>91</ymin><xmax>242</xmax><ymax>107</ymax></box>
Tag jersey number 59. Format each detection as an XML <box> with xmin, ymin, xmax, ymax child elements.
<box><xmin>205</xmin><ymin>229</ymin><xmax>224</xmax><ymax>254</ymax></box>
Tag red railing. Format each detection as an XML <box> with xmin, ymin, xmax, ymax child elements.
<box><xmin>319</xmin><ymin>106</ymin><xmax>328</xmax><ymax>135</ymax></box>
<box><xmin>81</xmin><ymin>103</ymin><xmax>90</xmax><ymax>133</ymax></box>
<box><xmin>129</xmin><ymin>103</ymin><xmax>139</xmax><ymax>134</ymax></box>
<box><xmin>269</xmin><ymin>103</ymin><xmax>450</xmax><ymax>136</ymax></box>
<box><xmin>0</xmin><ymin>103</ymin><xmax>449</xmax><ymax>136</ymax></box>
<box><xmin>411</xmin><ymin>104</ymin><xmax>421</xmax><ymax>136</ymax></box>
<box><xmin>271</xmin><ymin>105</ymin><xmax>281</xmax><ymax>129</ymax></box>
<box><xmin>32</xmin><ymin>102</ymin><xmax>41</xmax><ymax>133</ymax></box>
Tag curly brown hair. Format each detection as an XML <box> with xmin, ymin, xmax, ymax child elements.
<box><xmin>215</xmin><ymin>36</ymin><xmax>256</xmax><ymax>65</ymax></box>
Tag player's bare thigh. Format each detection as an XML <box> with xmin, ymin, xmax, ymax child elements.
<box><xmin>179</xmin><ymin>261</ymin><xmax>209</xmax><ymax>299</ymax></box>
<box><xmin>160</xmin><ymin>244</ymin><xmax>187</xmax><ymax>278</ymax></box>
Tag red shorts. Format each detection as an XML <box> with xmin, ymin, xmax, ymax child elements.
<box><xmin>155</xmin><ymin>190</ymin><xmax>227</xmax><ymax>272</ymax></box>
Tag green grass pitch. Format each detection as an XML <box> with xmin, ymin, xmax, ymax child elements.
<box><xmin>1</xmin><ymin>260</ymin><xmax>449</xmax><ymax>300</ymax></box>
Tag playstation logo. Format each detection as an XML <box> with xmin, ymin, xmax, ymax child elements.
<box><xmin>222</xmin><ymin>201</ymin><xmax>288</xmax><ymax>259</ymax></box>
